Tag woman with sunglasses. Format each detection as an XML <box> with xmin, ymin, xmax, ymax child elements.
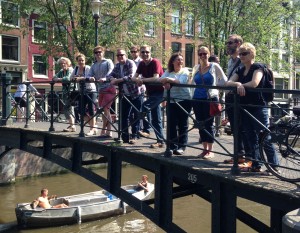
<box><xmin>191</xmin><ymin>46</ymin><xmax>227</xmax><ymax>159</ymax></box>
<box><xmin>226</xmin><ymin>42</ymin><xmax>278</xmax><ymax>173</ymax></box>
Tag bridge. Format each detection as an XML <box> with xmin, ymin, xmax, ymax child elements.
<box><xmin>1</xmin><ymin>77</ymin><xmax>300</xmax><ymax>232</ymax></box>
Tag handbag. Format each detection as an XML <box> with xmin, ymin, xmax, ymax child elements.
<box><xmin>200</xmin><ymin>71</ymin><xmax>222</xmax><ymax>117</ymax></box>
<box><xmin>209</xmin><ymin>101</ymin><xmax>222</xmax><ymax>116</ymax></box>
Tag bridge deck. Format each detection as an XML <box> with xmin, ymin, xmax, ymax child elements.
<box><xmin>1</xmin><ymin>122</ymin><xmax>300</xmax><ymax>233</ymax></box>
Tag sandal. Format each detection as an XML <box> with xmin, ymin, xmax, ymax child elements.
<box><xmin>198</xmin><ymin>150</ymin><xmax>208</xmax><ymax>158</ymax></box>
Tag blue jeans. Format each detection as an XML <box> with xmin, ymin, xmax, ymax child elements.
<box><xmin>142</xmin><ymin>92</ymin><xmax>164</xmax><ymax>143</ymax></box>
<box><xmin>241</xmin><ymin>106</ymin><xmax>279</xmax><ymax>168</ymax></box>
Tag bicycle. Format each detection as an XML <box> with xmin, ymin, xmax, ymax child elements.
<box><xmin>259</xmin><ymin>106</ymin><xmax>300</xmax><ymax>182</ymax></box>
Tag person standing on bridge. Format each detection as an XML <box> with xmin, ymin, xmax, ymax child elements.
<box><xmin>53</xmin><ymin>57</ymin><xmax>75</xmax><ymax>132</ymax></box>
<box><xmin>88</xmin><ymin>46</ymin><xmax>115</xmax><ymax>138</ymax></box>
<box><xmin>191</xmin><ymin>46</ymin><xmax>227</xmax><ymax>159</ymax></box>
<box><xmin>108</xmin><ymin>48</ymin><xmax>142</xmax><ymax>144</ymax></box>
<box><xmin>159</xmin><ymin>52</ymin><xmax>192</xmax><ymax>155</ymax></box>
<box><xmin>132</xmin><ymin>45</ymin><xmax>165</xmax><ymax>149</ymax></box>
<box><xmin>224</xmin><ymin>34</ymin><xmax>250</xmax><ymax>164</ymax></box>
<box><xmin>225</xmin><ymin>42</ymin><xmax>278</xmax><ymax>173</ymax></box>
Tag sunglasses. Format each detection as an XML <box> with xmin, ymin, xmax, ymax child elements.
<box><xmin>130</xmin><ymin>51</ymin><xmax>138</xmax><ymax>53</ymax></box>
<box><xmin>117</xmin><ymin>54</ymin><xmax>125</xmax><ymax>57</ymax></box>
<box><xmin>141</xmin><ymin>51</ymin><xmax>150</xmax><ymax>54</ymax></box>
<box><xmin>94</xmin><ymin>51</ymin><xmax>102</xmax><ymax>54</ymax></box>
<box><xmin>239</xmin><ymin>52</ymin><xmax>250</xmax><ymax>56</ymax></box>
<box><xmin>198</xmin><ymin>53</ymin><xmax>207</xmax><ymax>56</ymax></box>
<box><xmin>226</xmin><ymin>41</ymin><xmax>236</xmax><ymax>45</ymax></box>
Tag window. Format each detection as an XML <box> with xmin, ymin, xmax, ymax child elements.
<box><xmin>33</xmin><ymin>55</ymin><xmax>47</xmax><ymax>76</ymax></box>
<box><xmin>145</xmin><ymin>0</ymin><xmax>156</xmax><ymax>5</ymax></box>
<box><xmin>53</xmin><ymin>24</ymin><xmax>67</xmax><ymax>45</ymax></box>
<box><xmin>274</xmin><ymin>77</ymin><xmax>288</xmax><ymax>99</ymax></box>
<box><xmin>185</xmin><ymin>13</ymin><xmax>194</xmax><ymax>36</ymax></box>
<box><xmin>145</xmin><ymin>14</ymin><xmax>155</xmax><ymax>37</ymax></box>
<box><xmin>0</xmin><ymin>1</ymin><xmax>19</xmax><ymax>26</ymax></box>
<box><xmin>33</xmin><ymin>20</ymin><xmax>47</xmax><ymax>43</ymax></box>
<box><xmin>1</xmin><ymin>35</ymin><xmax>19</xmax><ymax>62</ymax></box>
<box><xmin>185</xmin><ymin>44</ymin><xmax>194</xmax><ymax>68</ymax></box>
<box><xmin>171</xmin><ymin>42</ymin><xmax>181</xmax><ymax>53</ymax></box>
<box><xmin>171</xmin><ymin>9</ymin><xmax>181</xmax><ymax>34</ymax></box>
<box><xmin>105</xmin><ymin>51</ymin><xmax>114</xmax><ymax>62</ymax></box>
<box><xmin>128</xmin><ymin>18</ymin><xmax>137</xmax><ymax>33</ymax></box>
<box><xmin>198</xmin><ymin>20</ymin><xmax>205</xmax><ymax>37</ymax></box>
<box><xmin>296</xmin><ymin>25</ymin><xmax>300</xmax><ymax>38</ymax></box>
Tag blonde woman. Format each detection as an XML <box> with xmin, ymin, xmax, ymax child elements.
<box><xmin>191</xmin><ymin>46</ymin><xmax>227</xmax><ymax>159</ymax></box>
<box><xmin>53</xmin><ymin>57</ymin><xmax>75</xmax><ymax>132</ymax></box>
<box><xmin>226</xmin><ymin>42</ymin><xmax>278</xmax><ymax>173</ymax></box>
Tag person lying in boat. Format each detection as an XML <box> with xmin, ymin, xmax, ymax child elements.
<box><xmin>136</xmin><ymin>175</ymin><xmax>149</xmax><ymax>192</ymax></box>
<box><xmin>37</xmin><ymin>188</ymin><xmax>68</xmax><ymax>209</ymax></box>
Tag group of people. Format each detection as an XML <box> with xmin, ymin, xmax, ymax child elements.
<box><xmin>53</xmin><ymin>35</ymin><xmax>278</xmax><ymax>174</ymax></box>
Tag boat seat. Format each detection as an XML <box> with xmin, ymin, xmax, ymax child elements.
<box><xmin>67</xmin><ymin>195</ymin><xmax>108</xmax><ymax>206</ymax></box>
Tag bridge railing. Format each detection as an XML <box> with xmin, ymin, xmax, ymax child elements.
<box><xmin>1</xmin><ymin>75</ymin><xmax>300</xmax><ymax>174</ymax></box>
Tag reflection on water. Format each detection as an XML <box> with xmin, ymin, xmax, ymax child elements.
<box><xmin>0</xmin><ymin>166</ymin><xmax>268</xmax><ymax>233</ymax></box>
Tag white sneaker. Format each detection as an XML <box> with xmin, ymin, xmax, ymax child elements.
<box><xmin>203</xmin><ymin>152</ymin><xmax>214</xmax><ymax>159</ymax></box>
<box><xmin>86</xmin><ymin>127</ymin><xmax>98</xmax><ymax>136</ymax></box>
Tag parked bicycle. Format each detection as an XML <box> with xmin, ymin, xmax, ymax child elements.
<box><xmin>259</xmin><ymin>106</ymin><xmax>300</xmax><ymax>182</ymax></box>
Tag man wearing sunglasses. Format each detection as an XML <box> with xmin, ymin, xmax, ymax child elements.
<box><xmin>224</xmin><ymin>34</ymin><xmax>250</xmax><ymax>165</ymax></box>
<box><xmin>132</xmin><ymin>45</ymin><xmax>165</xmax><ymax>149</ymax></box>
<box><xmin>108</xmin><ymin>48</ymin><xmax>142</xmax><ymax>144</ymax></box>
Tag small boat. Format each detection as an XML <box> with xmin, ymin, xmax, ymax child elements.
<box><xmin>15</xmin><ymin>184</ymin><xmax>154</xmax><ymax>228</ymax></box>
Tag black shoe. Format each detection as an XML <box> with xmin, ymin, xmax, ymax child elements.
<box><xmin>173</xmin><ymin>148</ymin><xmax>185</xmax><ymax>155</ymax></box>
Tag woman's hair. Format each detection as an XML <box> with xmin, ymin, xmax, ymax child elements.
<box><xmin>57</xmin><ymin>57</ymin><xmax>71</xmax><ymax>66</ymax></box>
<box><xmin>197</xmin><ymin>46</ymin><xmax>211</xmax><ymax>56</ymax></box>
<box><xmin>75</xmin><ymin>53</ymin><xmax>86</xmax><ymax>61</ymax></box>
<box><xmin>167</xmin><ymin>52</ymin><xmax>183</xmax><ymax>72</ymax></box>
<box><xmin>239</xmin><ymin>42</ymin><xmax>256</xmax><ymax>57</ymax></box>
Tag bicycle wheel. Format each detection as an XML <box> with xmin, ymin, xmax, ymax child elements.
<box><xmin>259</xmin><ymin>124</ymin><xmax>300</xmax><ymax>182</ymax></box>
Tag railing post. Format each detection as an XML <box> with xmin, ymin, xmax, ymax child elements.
<box><xmin>115</xmin><ymin>83</ymin><xmax>122</xmax><ymax>143</ymax></box>
<box><xmin>24</xmin><ymin>82</ymin><xmax>30</xmax><ymax>128</ymax></box>
<box><xmin>164</xmin><ymin>88</ymin><xmax>172</xmax><ymax>157</ymax></box>
<box><xmin>1</xmin><ymin>72</ymin><xmax>12</xmax><ymax>126</ymax></box>
<box><xmin>48</xmin><ymin>81</ymin><xmax>55</xmax><ymax>131</ymax></box>
<box><xmin>231</xmin><ymin>90</ymin><xmax>241</xmax><ymax>175</ymax></box>
<box><xmin>79</xmin><ymin>80</ymin><xmax>85</xmax><ymax>137</ymax></box>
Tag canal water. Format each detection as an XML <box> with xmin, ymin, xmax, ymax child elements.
<box><xmin>0</xmin><ymin>166</ymin><xmax>269</xmax><ymax>232</ymax></box>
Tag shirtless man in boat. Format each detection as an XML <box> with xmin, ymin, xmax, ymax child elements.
<box><xmin>137</xmin><ymin>175</ymin><xmax>149</xmax><ymax>192</ymax></box>
<box><xmin>37</xmin><ymin>188</ymin><xmax>68</xmax><ymax>209</ymax></box>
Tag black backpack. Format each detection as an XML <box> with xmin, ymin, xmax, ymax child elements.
<box><xmin>256</xmin><ymin>63</ymin><xmax>274</xmax><ymax>103</ymax></box>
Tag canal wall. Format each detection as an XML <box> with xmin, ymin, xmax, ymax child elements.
<box><xmin>0</xmin><ymin>145</ymin><xmax>102</xmax><ymax>185</ymax></box>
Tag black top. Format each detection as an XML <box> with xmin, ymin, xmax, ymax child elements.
<box><xmin>236</xmin><ymin>63</ymin><xmax>265</xmax><ymax>106</ymax></box>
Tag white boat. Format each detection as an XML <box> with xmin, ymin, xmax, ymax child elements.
<box><xmin>15</xmin><ymin>184</ymin><xmax>154</xmax><ymax>228</ymax></box>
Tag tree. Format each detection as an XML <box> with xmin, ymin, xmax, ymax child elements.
<box><xmin>2</xmin><ymin>0</ymin><xmax>165</xmax><ymax>64</ymax></box>
<box><xmin>174</xmin><ymin>0</ymin><xmax>298</xmax><ymax>72</ymax></box>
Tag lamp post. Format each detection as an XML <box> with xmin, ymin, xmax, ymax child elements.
<box><xmin>91</xmin><ymin>0</ymin><xmax>103</xmax><ymax>47</ymax></box>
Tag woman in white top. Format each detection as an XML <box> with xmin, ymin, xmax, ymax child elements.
<box><xmin>159</xmin><ymin>52</ymin><xmax>192</xmax><ymax>155</ymax></box>
<box><xmin>70</xmin><ymin>53</ymin><xmax>97</xmax><ymax>136</ymax></box>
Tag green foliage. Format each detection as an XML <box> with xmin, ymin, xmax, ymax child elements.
<box><xmin>1</xmin><ymin>0</ymin><xmax>165</xmax><ymax>64</ymax></box>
